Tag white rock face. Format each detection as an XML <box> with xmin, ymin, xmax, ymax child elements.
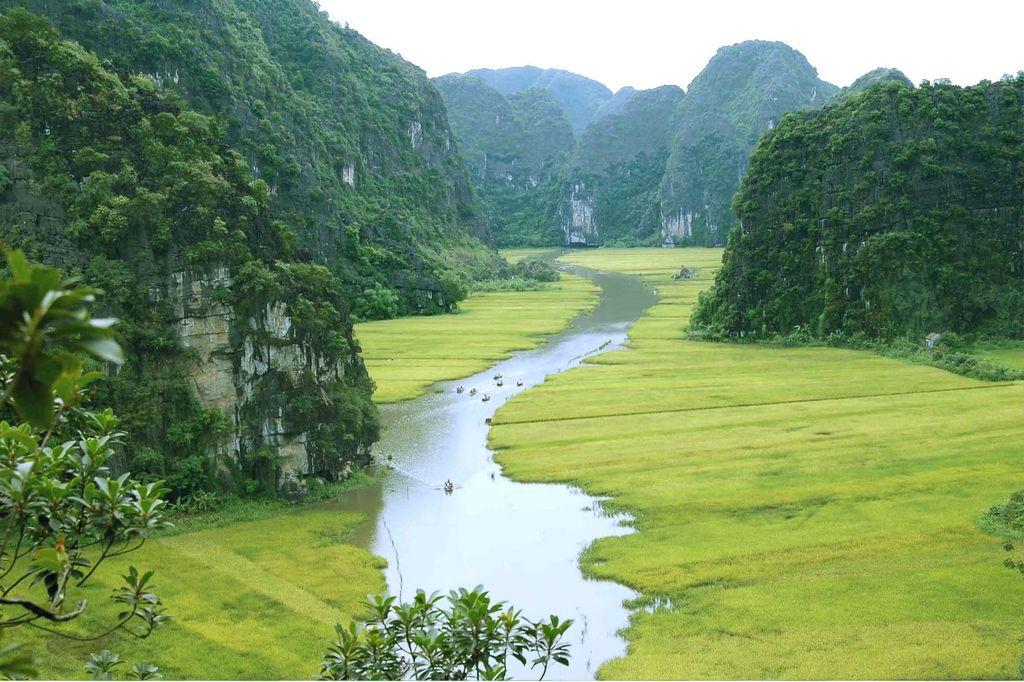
<box><xmin>408</xmin><ymin>119</ymin><xmax>422</xmax><ymax>147</ymax></box>
<box><xmin>563</xmin><ymin>183</ymin><xmax>598</xmax><ymax>245</ymax></box>
<box><xmin>168</xmin><ymin>268</ymin><xmax>338</xmax><ymax>479</ymax></box>
<box><xmin>342</xmin><ymin>164</ymin><xmax>355</xmax><ymax>188</ymax></box>
<box><xmin>661</xmin><ymin>210</ymin><xmax>695</xmax><ymax>244</ymax></box>
<box><xmin>661</xmin><ymin>205</ymin><xmax>717</xmax><ymax>244</ymax></box>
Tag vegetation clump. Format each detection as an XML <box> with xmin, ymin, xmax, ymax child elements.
<box><xmin>0</xmin><ymin>251</ymin><xmax>168</xmax><ymax>677</ymax></box>
<box><xmin>321</xmin><ymin>587</ymin><xmax>572</xmax><ymax>680</ymax></box>
<box><xmin>693</xmin><ymin>76</ymin><xmax>1023</xmax><ymax>343</ymax></box>
<box><xmin>0</xmin><ymin>8</ymin><xmax>378</xmax><ymax>497</ymax></box>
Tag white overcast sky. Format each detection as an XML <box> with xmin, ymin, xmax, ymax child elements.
<box><xmin>318</xmin><ymin>0</ymin><xmax>1023</xmax><ymax>91</ymax></box>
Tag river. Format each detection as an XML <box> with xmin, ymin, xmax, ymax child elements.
<box><xmin>334</xmin><ymin>265</ymin><xmax>657</xmax><ymax>679</ymax></box>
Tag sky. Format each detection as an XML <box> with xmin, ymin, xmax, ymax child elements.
<box><xmin>318</xmin><ymin>0</ymin><xmax>1023</xmax><ymax>92</ymax></box>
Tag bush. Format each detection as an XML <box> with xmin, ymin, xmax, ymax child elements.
<box><xmin>352</xmin><ymin>283</ymin><xmax>401</xmax><ymax>321</ymax></box>
<box><xmin>321</xmin><ymin>586</ymin><xmax>572</xmax><ymax>680</ymax></box>
<box><xmin>510</xmin><ymin>258</ymin><xmax>560</xmax><ymax>282</ymax></box>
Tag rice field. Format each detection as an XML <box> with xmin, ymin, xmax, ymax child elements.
<box><xmin>355</xmin><ymin>252</ymin><xmax>598</xmax><ymax>402</ymax></box>
<box><xmin>490</xmin><ymin>248</ymin><xmax>1024</xmax><ymax>679</ymax></box>
<box><xmin>20</xmin><ymin>501</ymin><xmax>385</xmax><ymax>679</ymax></box>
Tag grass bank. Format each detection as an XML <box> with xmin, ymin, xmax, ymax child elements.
<box><xmin>21</xmin><ymin>487</ymin><xmax>385</xmax><ymax>679</ymax></box>
<box><xmin>490</xmin><ymin>248</ymin><xmax>1024</xmax><ymax>679</ymax></box>
<box><xmin>355</xmin><ymin>250</ymin><xmax>598</xmax><ymax>402</ymax></box>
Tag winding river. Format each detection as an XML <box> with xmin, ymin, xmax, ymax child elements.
<box><xmin>335</xmin><ymin>266</ymin><xmax>656</xmax><ymax>679</ymax></box>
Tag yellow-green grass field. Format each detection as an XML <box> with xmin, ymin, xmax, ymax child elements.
<box><xmin>490</xmin><ymin>248</ymin><xmax>1024</xmax><ymax>679</ymax></box>
<box><xmin>355</xmin><ymin>253</ymin><xmax>597</xmax><ymax>402</ymax></box>
<box><xmin>21</xmin><ymin>502</ymin><xmax>384</xmax><ymax>679</ymax></box>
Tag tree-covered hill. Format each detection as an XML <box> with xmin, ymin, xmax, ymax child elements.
<box><xmin>692</xmin><ymin>77</ymin><xmax>1024</xmax><ymax>341</ymax></box>
<box><xmin>2</xmin><ymin>0</ymin><xmax>500</xmax><ymax>313</ymax></box>
<box><xmin>459</xmin><ymin>65</ymin><xmax>620</xmax><ymax>133</ymax></box>
<box><xmin>446</xmin><ymin>43</ymin><xmax>845</xmax><ymax>248</ymax></box>
<box><xmin>659</xmin><ymin>40</ymin><xmax>838</xmax><ymax>246</ymax></box>
<box><xmin>434</xmin><ymin>75</ymin><xmax>574</xmax><ymax>246</ymax></box>
<box><xmin>831</xmin><ymin>67</ymin><xmax>913</xmax><ymax>104</ymax></box>
<box><xmin>0</xmin><ymin>8</ymin><xmax>381</xmax><ymax>498</ymax></box>
<box><xmin>570</xmin><ymin>85</ymin><xmax>685</xmax><ymax>244</ymax></box>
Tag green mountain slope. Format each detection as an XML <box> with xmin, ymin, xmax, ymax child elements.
<box><xmin>4</xmin><ymin>0</ymin><xmax>499</xmax><ymax>312</ymax></box>
<box><xmin>659</xmin><ymin>40</ymin><xmax>838</xmax><ymax>246</ymax></box>
<box><xmin>435</xmin><ymin>75</ymin><xmax>574</xmax><ymax>246</ymax></box>
<box><xmin>568</xmin><ymin>85</ymin><xmax>685</xmax><ymax>244</ymax></box>
<box><xmin>692</xmin><ymin>77</ymin><xmax>1024</xmax><ymax>340</ymax></box>
<box><xmin>460</xmin><ymin>65</ymin><xmax>617</xmax><ymax>133</ymax></box>
<box><xmin>0</xmin><ymin>8</ymin><xmax>379</xmax><ymax>496</ymax></box>
<box><xmin>831</xmin><ymin>67</ymin><xmax>913</xmax><ymax>104</ymax></box>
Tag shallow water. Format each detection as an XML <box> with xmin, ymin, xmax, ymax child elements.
<box><xmin>334</xmin><ymin>265</ymin><xmax>657</xmax><ymax>679</ymax></box>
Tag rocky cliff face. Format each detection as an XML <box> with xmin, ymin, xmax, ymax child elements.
<box><xmin>1</xmin><ymin>157</ymin><xmax>369</xmax><ymax>492</ymax></box>
<box><xmin>573</xmin><ymin>85</ymin><xmax>684</xmax><ymax>244</ymax></box>
<box><xmin>0</xmin><ymin>11</ymin><xmax>377</xmax><ymax>497</ymax></box>
<box><xmin>444</xmin><ymin>45</ymin><xmax>842</xmax><ymax>248</ymax></box>
<box><xmin>435</xmin><ymin>75</ymin><xmax>575</xmax><ymax>246</ymax></box>
<box><xmin>561</xmin><ymin>183</ymin><xmax>599</xmax><ymax>245</ymax></box>
<box><xmin>168</xmin><ymin>268</ymin><xmax>368</xmax><ymax>493</ymax></box>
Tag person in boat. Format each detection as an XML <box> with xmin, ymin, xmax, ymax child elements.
<box><xmin>469</xmin><ymin>388</ymin><xmax>477</xmax><ymax>396</ymax></box>
<box><xmin>516</xmin><ymin>379</ymin><xmax>524</xmax><ymax>386</ymax></box>
<box><xmin>443</xmin><ymin>479</ymin><xmax>454</xmax><ymax>493</ymax></box>
<box><xmin>496</xmin><ymin>379</ymin><xmax>503</xmax><ymax>386</ymax></box>
<box><xmin>482</xmin><ymin>393</ymin><xmax>491</xmax><ymax>402</ymax></box>
<box><xmin>456</xmin><ymin>385</ymin><xmax>464</xmax><ymax>394</ymax></box>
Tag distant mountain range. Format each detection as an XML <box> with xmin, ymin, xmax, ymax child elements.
<box><xmin>439</xmin><ymin>43</ymin><xmax>912</xmax><ymax>247</ymax></box>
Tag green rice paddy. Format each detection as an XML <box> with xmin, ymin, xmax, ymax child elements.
<box><xmin>354</xmin><ymin>253</ymin><xmax>597</xmax><ymax>402</ymax></box>
<box><xmin>491</xmin><ymin>248</ymin><xmax>1024</xmax><ymax>679</ymax></box>
<box><xmin>21</xmin><ymin>500</ymin><xmax>385</xmax><ymax>679</ymax></box>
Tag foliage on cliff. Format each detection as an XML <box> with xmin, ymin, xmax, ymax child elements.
<box><xmin>0</xmin><ymin>8</ymin><xmax>377</xmax><ymax>497</ymax></box>
<box><xmin>3</xmin><ymin>0</ymin><xmax>499</xmax><ymax>312</ymax></box>
<box><xmin>692</xmin><ymin>77</ymin><xmax>1024</xmax><ymax>341</ymax></box>
<box><xmin>572</xmin><ymin>85</ymin><xmax>685</xmax><ymax>244</ymax></box>
<box><xmin>446</xmin><ymin>44</ymin><xmax>842</xmax><ymax>248</ymax></box>
<box><xmin>435</xmin><ymin>76</ymin><xmax>574</xmax><ymax>247</ymax></box>
<box><xmin>830</xmin><ymin>67</ymin><xmax>912</xmax><ymax>104</ymax></box>
<box><xmin>659</xmin><ymin>40</ymin><xmax>838</xmax><ymax>246</ymax></box>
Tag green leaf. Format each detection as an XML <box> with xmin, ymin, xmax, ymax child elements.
<box><xmin>31</xmin><ymin>547</ymin><xmax>68</xmax><ymax>573</ymax></box>
<box><xmin>5</xmin><ymin>249</ymin><xmax>31</xmax><ymax>281</ymax></box>
<box><xmin>12</xmin><ymin>375</ymin><xmax>54</xmax><ymax>428</ymax></box>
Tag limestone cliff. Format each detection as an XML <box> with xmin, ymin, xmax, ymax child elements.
<box><xmin>0</xmin><ymin>12</ymin><xmax>376</xmax><ymax>497</ymax></box>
